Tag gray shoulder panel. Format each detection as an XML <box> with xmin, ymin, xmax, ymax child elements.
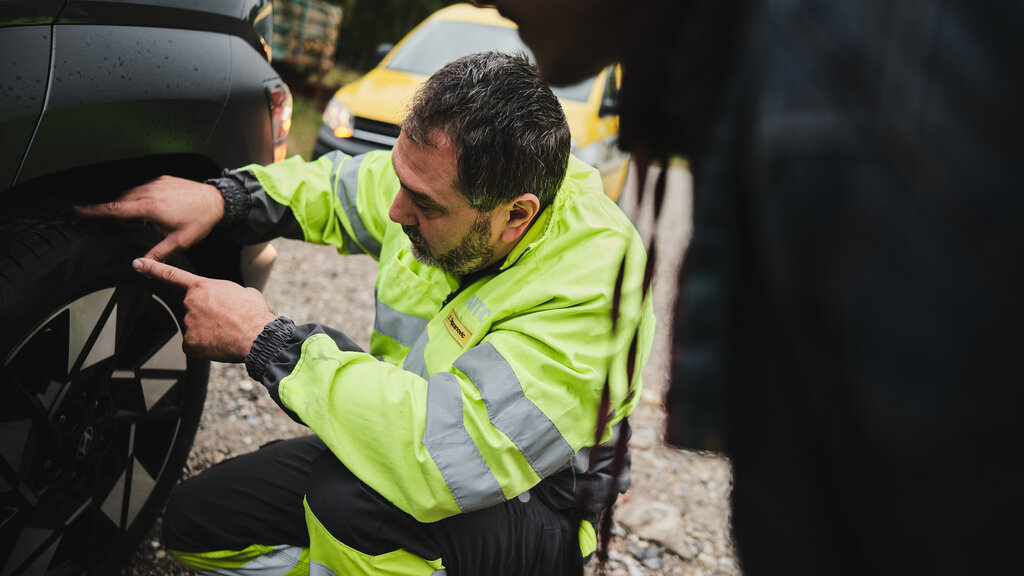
<box><xmin>375</xmin><ymin>291</ymin><xmax>430</xmax><ymax>349</ymax></box>
<box><xmin>402</xmin><ymin>330</ymin><xmax>431</xmax><ymax>379</ymax></box>
<box><xmin>329</xmin><ymin>152</ymin><xmax>383</xmax><ymax>258</ymax></box>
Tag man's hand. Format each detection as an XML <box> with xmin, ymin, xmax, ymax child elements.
<box><xmin>74</xmin><ymin>175</ymin><xmax>225</xmax><ymax>262</ymax></box>
<box><xmin>133</xmin><ymin>258</ymin><xmax>278</xmax><ymax>363</ymax></box>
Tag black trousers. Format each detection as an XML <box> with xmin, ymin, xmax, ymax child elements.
<box><xmin>162</xmin><ymin>435</ymin><xmax>584</xmax><ymax>575</ymax></box>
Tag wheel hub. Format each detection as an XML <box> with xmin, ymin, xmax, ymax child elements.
<box><xmin>75</xmin><ymin>426</ymin><xmax>95</xmax><ymax>462</ymax></box>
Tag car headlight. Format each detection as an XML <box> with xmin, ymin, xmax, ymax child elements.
<box><xmin>323</xmin><ymin>98</ymin><xmax>354</xmax><ymax>139</ymax></box>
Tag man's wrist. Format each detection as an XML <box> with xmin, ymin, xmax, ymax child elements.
<box><xmin>205</xmin><ymin>171</ymin><xmax>249</xmax><ymax>226</ymax></box>
<box><xmin>245</xmin><ymin>315</ymin><xmax>296</xmax><ymax>382</ymax></box>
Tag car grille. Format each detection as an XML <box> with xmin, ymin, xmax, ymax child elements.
<box><xmin>354</xmin><ymin>117</ymin><xmax>400</xmax><ymax>138</ymax></box>
<box><xmin>349</xmin><ymin>117</ymin><xmax>401</xmax><ymax>148</ymax></box>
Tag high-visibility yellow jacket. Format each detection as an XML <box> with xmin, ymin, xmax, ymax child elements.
<box><xmin>225</xmin><ymin>150</ymin><xmax>654</xmax><ymax>524</ymax></box>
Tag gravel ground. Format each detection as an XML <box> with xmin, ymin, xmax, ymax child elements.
<box><xmin>123</xmin><ymin>165</ymin><xmax>738</xmax><ymax>576</ymax></box>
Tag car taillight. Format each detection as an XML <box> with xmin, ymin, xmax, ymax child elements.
<box><xmin>269</xmin><ymin>83</ymin><xmax>292</xmax><ymax>163</ymax></box>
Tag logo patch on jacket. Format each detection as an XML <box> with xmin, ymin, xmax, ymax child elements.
<box><xmin>445</xmin><ymin>310</ymin><xmax>472</xmax><ymax>347</ymax></box>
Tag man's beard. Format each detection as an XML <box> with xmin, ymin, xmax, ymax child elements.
<box><xmin>403</xmin><ymin>214</ymin><xmax>494</xmax><ymax>276</ymax></box>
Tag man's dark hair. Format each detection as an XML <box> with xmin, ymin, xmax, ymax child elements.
<box><xmin>402</xmin><ymin>51</ymin><xmax>570</xmax><ymax>212</ymax></box>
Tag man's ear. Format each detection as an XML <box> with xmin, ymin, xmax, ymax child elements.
<box><xmin>499</xmin><ymin>193</ymin><xmax>541</xmax><ymax>243</ymax></box>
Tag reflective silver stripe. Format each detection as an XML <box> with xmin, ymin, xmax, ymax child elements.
<box><xmin>375</xmin><ymin>291</ymin><xmax>430</xmax><ymax>348</ymax></box>
<box><xmin>454</xmin><ymin>342</ymin><xmax>573</xmax><ymax>478</ymax></box>
<box><xmin>423</xmin><ymin>372</ymin><xmax>505</xmax><ymax>512</ymax></box>
<box><xmin>195</xmin><ymin>545</ymin><xmax>306</xmax><ymax>576</ymax></box>
<box><xmin>572</xmin><ymin>447</ymin><xmax>589</xmax><ymax>473</ymax></box>
<box><xmin>309</xmin><ymin>560</ymin><xmax>339</xmax><ymax>576</ymax></box>
<box><xmin>403</xmin><ymin>329</ymin><xmax>430</xmax><ymax>378</ymax></box>
<box><xmin>333</xmin><ymin>213</ymin><xmax>364</xmax><ymax>256</ymax></box>
<box><xmin>328</xmin><ymin>152</ymin><xmax>382</xmax><ymax>258</ymax></box>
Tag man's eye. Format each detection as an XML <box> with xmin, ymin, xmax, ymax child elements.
<box><xmin>414</xmin><ymin>199</ymin><xmax>441</xmax><ymax>215</ymax></box>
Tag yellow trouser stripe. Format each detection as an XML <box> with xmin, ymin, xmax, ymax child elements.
<box><xmin>304</xmin><ymin>497</ymin><xmax>444</xmax><ymax>575</ymax></box>
<box><xmin>168</xmin><ymin>544</ymin><xmax>309</xmax><ymax>575</ymax></box>
<box><xmin>579</xmin><ymin>520</ymin><xmax>597</xmax><ymax>558</ymax></box>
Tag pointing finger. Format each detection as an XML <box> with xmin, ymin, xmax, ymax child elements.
<box><xmin>143</xmin><ymin>235</ymin><xmax>185</xmax><ymax>262</ymax></box>
<box><xmin>132</xmin><ymin>258</ymin><xmax>203</xmax><ymax>289</ymax></box>
<box><xmin>74</xmin><ymin>197</ymin><xmax>150</xmax><ymax>220</ymax></box>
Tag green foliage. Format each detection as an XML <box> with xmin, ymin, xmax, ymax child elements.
<box><xmin>286</xmin><ymin>93</ymin><xmax>323</xmax><ymax>161</ymax></box>
<box><xmin>332</xmin><ymin>0</ymin><xmax>462</xmax><ymax>71</ymax></box>
<box><xmin>319</xmin><ymin>66</ymin><xmax>363</xmax><ymax>87</ymax></box>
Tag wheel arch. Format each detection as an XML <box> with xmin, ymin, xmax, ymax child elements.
<box><xmin>0</xmin><ymin>153</ymin><xmax>246</xmax><ymax>284</ymax></box>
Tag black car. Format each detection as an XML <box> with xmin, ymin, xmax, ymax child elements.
<box><xmin>0</xmin><ymin>1</ymin><xmax>290</xmax><ymax>573</ymax></box>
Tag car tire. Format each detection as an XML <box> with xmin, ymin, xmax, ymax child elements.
<box><xmin>0</xmin><ymin>217</ymin><xmax>208</xmax><ymax>575</ymax></box>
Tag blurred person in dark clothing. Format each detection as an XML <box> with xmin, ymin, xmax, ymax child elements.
<box><xmin>478</xmin><ymin>0</ymin><xmax>1024</xmax><ymax>574</ymax></box>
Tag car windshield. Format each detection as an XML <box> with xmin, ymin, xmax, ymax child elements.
<box><xmin>385</xmin><ymin>19</ymin><xmax>595</xmax><ymax>102</ymax></box>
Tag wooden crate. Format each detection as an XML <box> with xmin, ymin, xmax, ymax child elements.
<box><xmin>273</xmin><ymin>0</ymin><xmax>344</xmax><ymax>72</ymax></box>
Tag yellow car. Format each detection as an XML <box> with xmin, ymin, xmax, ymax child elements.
<box><xmin>313</xmin><ymin>3</ymin><xmax>628</xmax><ymax>200</ymax></box>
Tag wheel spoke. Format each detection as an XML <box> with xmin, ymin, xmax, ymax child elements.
<box><xmin>106</xmin><ymin>404</ymin><xmax>186</xmax><ymax>426</ymax></box>
<box><xmin>107</xmin><ymin>286</ymin><xmax>158</xmax><ymax>370</ymax></box>
<box><xmin>0</xmin><ymin>365</ymin><xmax>60</xmax><ymax>439</ymax></box>
<box><xmin>140</xmin><ymin>377</ymin><xmax>180</xmax><ymax>412</ymax></box>
<box><xmin>0</xmin><ymin>418</ymin><xmax>33</xmax><ymax>494</ymax></box>
<box><xmin>66</xmin><ymin>288</ymin><xmax>117</xmax><ymax>378</ymax></box>
<box><xmin>4</xmin><ymin>526</ymin><xmax>64</xmax><ymax>576</ymax></box>
<box><xmin>2</xmin><ymin>279</ymin><xmax>199</xmax><ymax>575</ymax></box>
<box><xmin>113</xmin><ymin>287</ymin><xmax>186</xmax><ymax>373</ymax></box>
<box><xmin>97</xmin><ymin>425</ymin><xmax>136</xmax><ymax>532</ymax></box>
<box><xmin>1</xmin><ymin>494</ymin><xmax>93</xmax><ymax>576</ymax></box>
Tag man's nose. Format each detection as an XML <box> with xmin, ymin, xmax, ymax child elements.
<box><xmin>388</xmin><ymin>191</ymin><xmax>416</xmax><ymax>226</ymax></box>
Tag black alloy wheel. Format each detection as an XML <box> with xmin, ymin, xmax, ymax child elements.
<box><xmin>0</xmin><ymin>218</ymin><xmax>207</xmax><ymax>575</ymax></box>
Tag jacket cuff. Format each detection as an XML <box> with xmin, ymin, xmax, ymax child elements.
<box><xmin>245</xmin><ymin>315</ymin><xmax>296</xmax><ymax>382</ymax></box>
<box><xmin>205</xmin><ymin>170</ymin><xmax>251</xmax><ymax>226</ymax></box>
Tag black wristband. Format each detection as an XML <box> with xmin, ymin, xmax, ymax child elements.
<box><xmin>205</xmin><ymin>171</ymin><xmax>250</xmax><ymax>227</ymax></box>
<box><xmin>245</xmin><ymin>315</ymin><xmax>296</xmax><ymax>382</ymax></box>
